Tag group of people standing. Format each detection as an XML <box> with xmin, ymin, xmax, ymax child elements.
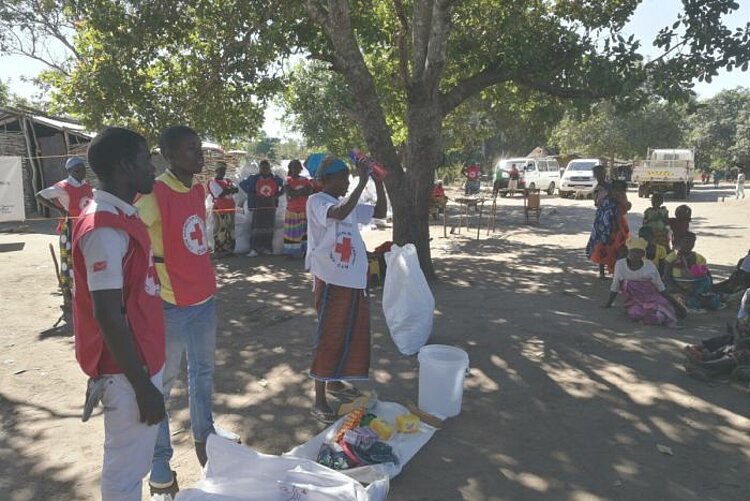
<box><xmin>37</xmin><ymin>126</ymin><xmax>387</xmax><ymax>500</ymax></box>
<box><xmin>207</xmin><ymin>158</ymin><xmax>314</xmax><ymax>259</ymax></box>
<box><xmin>586</xmin><ymin>165</ymin><xmax>729</xmax><ymax>328</ymax></box>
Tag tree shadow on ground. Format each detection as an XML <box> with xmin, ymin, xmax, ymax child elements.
<box><xmin>0</xmin><ymin>219</ymin><xmax>58</xmax><ymax>237</ymax></box>
<box><xmin>0</xmin><ymin>392</ymin><xmax>86</xmax><ymax>500</ymax></box>
<box><xmin>155</xmin><ymin>226</ymin><xmax>750</xmax><ymax>500</ymax></box>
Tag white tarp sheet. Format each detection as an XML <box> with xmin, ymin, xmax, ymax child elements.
<box><xmin>0</xmin><ymin>156</ymin><xmax>25</xmax><ymax>222</ymax></box>
<box><xmin>176</xmin><ymin>401</ymin><xmax>437</xmax><ymax>501</ymax></box>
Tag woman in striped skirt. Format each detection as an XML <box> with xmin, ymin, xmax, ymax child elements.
<box><xmin>284</xmin><ymin>159</ymin><xmax>313</xmax><ymax>258</ymax></box>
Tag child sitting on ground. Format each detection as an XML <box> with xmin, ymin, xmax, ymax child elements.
<box><xmin>643</xmin><ymin>193</ymin><xmax>670</xmax><ymax>250</ymax></box>
<box><xmin>684</xmin><ymin>288</ymin><xmax>750</xmax><ymax>382</ymax></box>
<box><xmin>668</xmin><ymin>204</ymin><xmax>691</xmax><ymax>250</ymax></box>
<box><xmin>639</xmin><ymin>226</ymin><xmax>668</xmax><ymax>275</ymax></box>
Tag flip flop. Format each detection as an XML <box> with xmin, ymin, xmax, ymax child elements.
<box><xmin>310</xmin><ymin>407</ymin><xmax>339</xmax><ymax>424</ymax></box>
<box><xmin>327</xmin><ymin>386</ymin><xmax>363</xmax><ymax>401</ymax></box>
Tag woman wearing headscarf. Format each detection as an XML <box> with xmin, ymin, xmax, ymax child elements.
<box><xmin>603</xmin><ymin>237</ymin><xmax>682</xmax><ymax>327</ymax></box>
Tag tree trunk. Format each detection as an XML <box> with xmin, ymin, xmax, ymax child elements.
<box><xmin>388</xmin><ymin>93</ymin><xmax>442</xmax><ymax>280</ymax></box>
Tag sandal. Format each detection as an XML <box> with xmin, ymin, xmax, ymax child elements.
<box><xmin>327</xmin><ymin>385</ymin><xmax>363</xmax><ymax>401</ymax></box>
<box><xmin>310</xmin><ymin>407</ymin><xmax>339</xmax><ymax>424</ymax></box>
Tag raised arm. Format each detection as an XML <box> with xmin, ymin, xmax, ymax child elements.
<box><xmin>327</xmin><ymin>162</ymin><xmax>370</xmax><ymax>221</ymax></box>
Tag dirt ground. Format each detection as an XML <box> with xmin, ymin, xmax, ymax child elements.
<box><xmin>1</xmin><ymin>182</ymin><xmax>749</xmax><ymax>501</ymax></box>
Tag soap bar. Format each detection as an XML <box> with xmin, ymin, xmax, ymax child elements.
<box><xmin>368</xmin><ymin>418</ymin><xmax>393</xmax><ymax>441</ymax></box>
<box><xmin>395</xmin><ymin>413</ymin><xmax>420</xmax><ymax>433</ymax></box>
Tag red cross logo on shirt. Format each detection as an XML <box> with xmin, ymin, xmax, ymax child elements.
<box><xmin>335</xmin><ymin>237</ymin><xmax>353</xmax><ymax>263</ymax></box>
<box><xmin>190</xmin><ymin>222</ymin><xmax>204</xmax><ymax>247</ymax></box>
<box><xmin>182</xmin><ymin>214</ymin><xmax>208</xmax><ymax>255</ymax></box>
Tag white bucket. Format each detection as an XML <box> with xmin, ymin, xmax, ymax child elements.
<box><xmin>417</xmin><ymin>345</ymin><xmax>469</xmax><ymax>419</ymax></box>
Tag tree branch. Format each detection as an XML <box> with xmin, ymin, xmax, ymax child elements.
<box><xmin>514</xmin><ymin>76</ymin><xmax>617</xmax><ymax>99</ymax></box>
<box><xmin>392</xmin><ymin>0</ymin><xmax>411</xmax><ymax>88</ymax></box>
<box><xmin>422</xmin><ymin>0</ymin><xmax>453</xmax><ymax>87</ymax></box>
<box><xmin>411</xmin><ymin>0</ymin><xmax>432</xmax><ymax>80</ymax></box>
<box><xmin>303</xmin><ymin>0</ymin><xmax>403</xmax><ymax>179</ymax></box>
<box><xmin>439</xmin><ymin>67</ymin><xmax>511</xmax><ymax>116</ymax></box>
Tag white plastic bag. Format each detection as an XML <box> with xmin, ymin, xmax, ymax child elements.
<box><xmin>175</xmin><ymin>435</ymin><xmax>388</xmax><ymax>501</ymax></box>
<box><xmin>382</xmin><ymin>244</ymin><xmax>435</xmax><ymax>355</ymax></box>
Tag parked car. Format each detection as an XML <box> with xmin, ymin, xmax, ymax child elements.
<box><xmin>559</xmin><ymin>159</ymin><xmax>600</xmax><ymax>198</ymax></box>
<box><xmin>494</xmin><ymin>157</ymin><xmax>559</xmax><ymax>195</ymax></box>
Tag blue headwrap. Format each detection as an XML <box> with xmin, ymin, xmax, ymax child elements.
<box><xmin>65</xmin><ymin>156</ymin><xmax>85</xmax><ymax>170</ymax></box>
<box><xmin>304</xmin><ymin>153</ymin><xmax>326</xmax><ymax>177</ymax></box>
<box><xmin>308</xmin><ymin>154</ymin><xmax>348</xmax><ymax>180</ymax></box>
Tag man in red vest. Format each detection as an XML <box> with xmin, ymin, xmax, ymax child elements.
<box><xmin>36</xmin><ymin>156</ymin><xmax>94</xmax><ymax>318</ymax></box>
<box><xmin>136</xmin><ymin>125</ymin><xmax>232</xmax><ymax>494</ymax></box>
<box><xmin>71</xmin><ymin>127</ymin><xmax>165</xmax><ymax>500</ymax></box>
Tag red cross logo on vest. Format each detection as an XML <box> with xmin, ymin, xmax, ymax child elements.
<box><xmin>335</xmin><ymin>237</ymin><xmax>353</xmax><ymax>263</ymax></box>
<box><xmin>182</xmin><ymin>214</ymin><xmax>208</xmax><ymax>255</ymax></box>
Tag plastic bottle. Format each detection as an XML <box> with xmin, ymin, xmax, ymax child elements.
<box><xmin>348</xmin><ymin>149</ymin><xmax>388</xmax><ymax>181</ymax></box>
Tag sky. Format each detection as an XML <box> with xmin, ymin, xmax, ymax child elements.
<box><xmin>1</xmin><ymin>0</ymin><xmax>748</xmax><ymax>138</ymax></box>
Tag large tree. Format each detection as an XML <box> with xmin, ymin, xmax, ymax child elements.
<box><xmin>8</xmin><ymin>0</ymin><xmax>750</xmax><ymax>276</ymax></box>
<box><xmin>689</xmin><ymin>87</ymin><xmax>750</xmax><ymax>170</ymax></box>
<box><xmin>550</xmin><ymin>99</ymin><xmax>689</xmax><ymax>162</ymax></box>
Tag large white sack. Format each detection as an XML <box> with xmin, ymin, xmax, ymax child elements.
<box><xmin>204</xmin><ymin>195</ymin><xmax>215</xmax><ymax>253</ymax></box>
<box><xmin>382</xmin><ymin>244</ymin><xmax>434</xmax><ymax>355</ymax></box>
<box><xmin>233</xmin><ymin>202</ymin><xmax>253</xmax><ymax>254</ymax></box>
<box><xmin>175</xmin><ymin>435</ymin><xmax>388</xmax><ymax>501</ymax></box>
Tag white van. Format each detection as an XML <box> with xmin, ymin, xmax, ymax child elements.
<box><xmin>495</xmin><ymin>157</ymin><xmax>560</xmax><ymax>195</ymax></box>
<box><xmin>559</xmin><ymin>159</ymin><xmax>600</xmax><ymax>198</ymax></box>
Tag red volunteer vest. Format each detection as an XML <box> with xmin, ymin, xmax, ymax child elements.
<box><xmin>72</xmin><ymin>209</ymin><xmax>165</xmax><ymax>378</ymax></box>
<box><xmin>286</xmin><ymin>176</ymin><xmax>312</xmax><ymax>212</ymax></box>
<box><xmin>255</xmin><ymin>177</ymin><xmax>278</xmax><ymax>198</ymax></box>
<box><xmin>57</xmin><ymin>180</ymin><xmax>94</xmax><ymax>217</ymax></box>
<box><xmin>466</xmin><ymin>166</ymin><xmax>480</xmax><ymax>180</ymax></box>
<box><xmin>211</xmin><ymin>179</ymin><xmax>236</xmax><ymax>211</ymax></box>
<box><xmin>153</xmin><ymin>181</ymin><xmax>217</xmax><ymax>306</ymax></box>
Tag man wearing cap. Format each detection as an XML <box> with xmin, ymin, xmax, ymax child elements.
<box><xmin>36</xmin><ymin>156</ymin><xmax>94</xmax><ymax>316</ymax></box>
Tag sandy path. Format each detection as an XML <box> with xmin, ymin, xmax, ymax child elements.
<box><xmin>1</xmin><ymin>182</ymin><xmax>748</xmax><ymax>500</ymax></box>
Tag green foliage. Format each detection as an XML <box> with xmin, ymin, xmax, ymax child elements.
<box><xmin>689</xmin><ymin>88</ymin><xmax>750</xmax><ymax>170</ymax></box>
<box><xmin>434</xmin><ymin>163</ymin><xmax>464</xmax><ymax>186</ymax></box>
<box><xmin>0</xmin><ymin>80</ymin><xmax>9</xmax><ymax>105</ymax></box>
<box><xmin>550</xmin><ymin>100</ymin><xmax>688</xmax><ymax>161</ymax></box>
<box><xmin>282</xmin><ymin>61</ymin><xmax>366</xmax><ymax>157</ymax></box>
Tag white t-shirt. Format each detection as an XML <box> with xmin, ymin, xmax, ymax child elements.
<box><xmin>305</xmin><ymin>192</ymin><xmax>374</xmax><ymax>289</ymax></box>
<box><xmin>610</xmin><ymin>258</ymin><xmax>665</xmax><ymax>293</ymax></box>
<box><xmin>36</xmin><ymin>176</ymin><xmax>86</xmax><ymax>211</ymax></box>
<box><xmin>78</xmin><ymin>190</ymin><xmax>136</xmax><ymax>291</ymax></box>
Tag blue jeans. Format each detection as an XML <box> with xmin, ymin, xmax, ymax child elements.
<box><xmin>152</xmin><ymin>297</ymin><xmax>217</xmax><ymax>478</ymax></box>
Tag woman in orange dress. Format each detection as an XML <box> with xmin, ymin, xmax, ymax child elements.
<box><xmin>587</xmin><ymin>179</ymin><xmax>630</xmax><ymax>278</ymax></box>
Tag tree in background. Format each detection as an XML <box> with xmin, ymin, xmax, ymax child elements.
<box><xmin>0</xmin><ymin>80</ymin><xmax>9</xmax><ymax>106</ymax></box>
<box><xmin>550</xmin><ymin>100</ymin><xmax>688</xmax><ymax>163</ymax></box>
<box><xmin>689</xmin><ymin>88</ymin><xmax>750</xmax><ymax>171</ymax></box>
<box><xmin>4</xmin><ymin>1</ymin><xmax>749</xmax><ymax>276</ymax></box>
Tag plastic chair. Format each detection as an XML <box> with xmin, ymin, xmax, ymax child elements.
<box><xmin>524</xmin><ymin>189</ymin><xmax>541</xmax><ymax>224</ymax></box>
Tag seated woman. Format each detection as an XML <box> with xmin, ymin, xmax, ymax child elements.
<box><xmin>603</xmin><ymin>237</ymin><xmax>682</xmax><ymax>327</ymax></box>
<box><xmin>638</xmin><ymin>226</ymin><xmax>668</xmax><ymax>275</ymax></box>
<box><xmin>663</xmin><ymin>232</ymin><xmax>723</xmax><ymax>311</ymax></box>
<box><xmin>431</xmin><ymin>180</ymin><xmax>448</xmax><ymax>220</ymax></box>
<box><xmin>711</xmin><ymin>250</ymin><xmax>750</xmax><ymax>296</ymax></box>
<box><xmin>683</xmin><ymin>288</ymin><xmax>750</xmax><ymax>381</ymax></box>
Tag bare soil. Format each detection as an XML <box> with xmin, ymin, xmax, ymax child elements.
<box><xmin>1</xmin><ymin>182</ymin><xmax>749</xmax><ymax>500</ymax></box>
